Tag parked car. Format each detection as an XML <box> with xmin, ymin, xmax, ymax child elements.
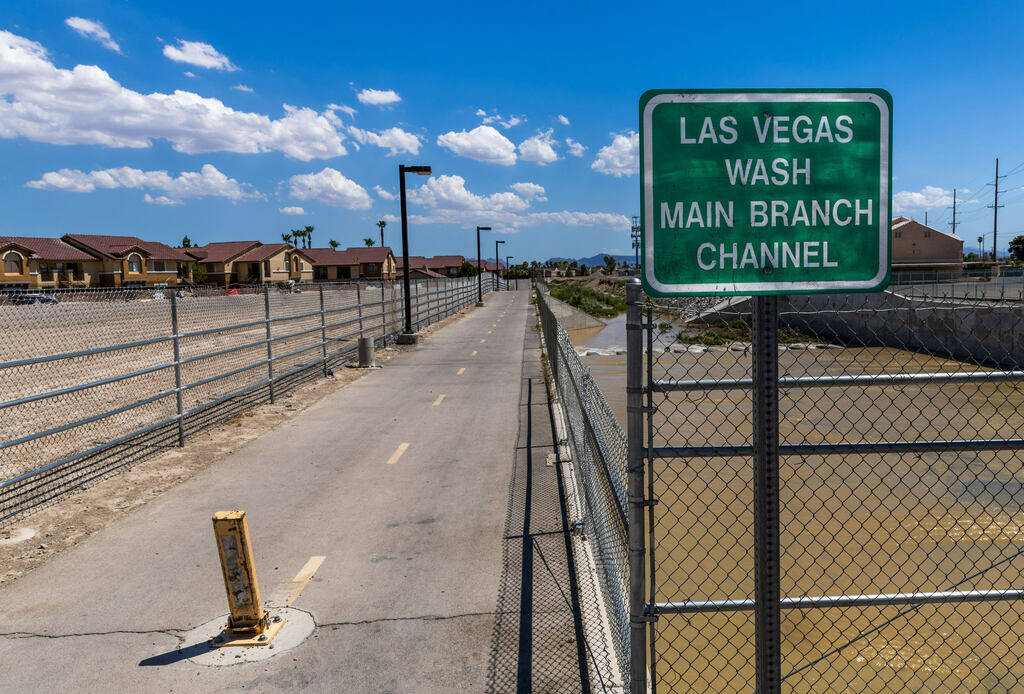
<box><xmin>8</xmin><ymin>293</ymin><xmax>59</xmax><ymax>306</ymax></box>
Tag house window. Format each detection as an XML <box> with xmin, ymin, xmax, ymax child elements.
<box><xmin>366</xmin><ymin>264</ymin><xmax>378</xmax><ymax>274</ymax></box>
<box><xmin>127</xmin><ymin>253</ymin><xmax>143</xmax><ymax>273</ymax></box>
<box><xmin>339</xmin><ymin>266</ymin><xmax>352</xmax><ymax>279</ymax></box>
<box><xmin>924</xmin><ymin>231</ymin><xmax>932</xmax><ymax>238</ymax></box>
<box><xmin>3</xmin><ymin>251</ymin><xmax>22</xmax><ymax>274</ymax></box>
<box><xmin>150</xmin><ymin>261</ymin><xmax>169</xmax><ymax>272</ymax></box>
<box><xmin>314</xmin><ymin>266</ymin><xmax>328</xmax><ymax>280</ymax></box>
<box><xmin>895</xmin><ymin>232</ymin><xmax>902</xmax><ymax>238</ymax></box>
<box><xmin>205</xmin><ymin>263</ymin><xmax>216</xmax><ymax>273</ymax></box>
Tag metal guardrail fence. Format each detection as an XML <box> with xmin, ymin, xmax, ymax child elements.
<box><xmin>535</xmin><ymin>280</ymin><xmax>630</xmax><ymax>689</ymax></box>
<box><xmin>0</xmin><ymin>275</ymin><xmax>503</xmax><ymax>523</ymax></box>
<box><xmin>626</xmin><ymin>284</ymin><xmax>1024</xmax><ymax>692</ymax></box>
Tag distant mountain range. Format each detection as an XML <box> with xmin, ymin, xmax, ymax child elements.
<box><xmin>546</xmin><ymin>254</ymin><xmax>636</xmax><ymax>267</ymax></box>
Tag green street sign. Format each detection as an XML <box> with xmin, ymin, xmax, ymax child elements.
<box><xmin>640</xmin><ymin>89</ymin><xmax>892</xmax><ymax>296</ymax></box>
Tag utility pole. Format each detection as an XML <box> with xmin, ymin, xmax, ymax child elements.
<box><xmin>949</xmin><ymin>188</ymin><xmax>960</xmax><ymax>238</ymax></box>
<box><xmin>924</xmin><ymin>211</ymin><xmax>928</xmax><ymax>227</ymax></box>
<box><xmin>987</xmin><ymin>158</ymin><xmax>1006</xmax><ymax>263</ymax></box>
<box><xmin>631</xmin><ymin>215</ymin><xmax>641</xmax><ymax>270</ymax></box>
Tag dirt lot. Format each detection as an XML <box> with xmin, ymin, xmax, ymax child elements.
<box><xmin>0</xmin><ymin>300</ymin><xmax>471</xmax><ymax>587</ymax></box>
<box><xmin>583</xmin><ymin>339</ymin><xmax>1024</xmax><ymax>692</ymax></box>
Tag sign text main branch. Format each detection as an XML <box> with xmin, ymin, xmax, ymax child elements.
<box><xmin>640</xmin><ymin>89</ymin><xmax>892</xmax><ymax>296</ymax></box>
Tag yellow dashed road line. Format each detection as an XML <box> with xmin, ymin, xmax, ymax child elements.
<box><xmin>432</xmin><ymin>394</ymin><xmax>446</xmax><ymax>406</ymax></box>
<box><xmin>457</xmin><ymin>367</ymin><xmax>466</xmax><ymax>375</ymax></box>
<box><xmin>386</xmin><ymin>443</ymin><xmax>410</xmax><ymax>465</ymax></box>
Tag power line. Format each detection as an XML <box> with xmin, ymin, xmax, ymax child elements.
<box><xmin>986</xmin><ymin>158</ymin><xmax>1006</xmax><ymax>260</ymax></box>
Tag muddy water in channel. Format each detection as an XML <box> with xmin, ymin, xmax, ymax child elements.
<box><xmin>579</xmin><ymin>337</ymin><xmax>1024</xmax><ymax>692</ymax></box>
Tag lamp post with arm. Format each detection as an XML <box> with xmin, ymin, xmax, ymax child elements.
<box><xmin>494</xmin><ymin>239</ymin><xmax>505</xmax><ymax>291</ymax></box>
<box><xmin>397</xmin><ymin>164</ymin><xmax>431</xmax><ymax>343</ymax></box>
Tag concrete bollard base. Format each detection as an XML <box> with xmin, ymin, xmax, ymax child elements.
<box><xmin>396</xmin><ymin>332</ymin><xmax>419</xmax><ymax>345</ymax></box>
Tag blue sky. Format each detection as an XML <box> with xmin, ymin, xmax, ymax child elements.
<box><xmin>2</xmin><ymin>0</ymin><xmax>1023</xmax><ymax>261</ymax></box>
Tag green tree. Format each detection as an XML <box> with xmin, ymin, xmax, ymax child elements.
<box><xmin>458</xmin><ymin>260</ymin><xmax>481</xmax><ymax>277</ymax></box>
<box><xmin>191</xmin><ymin>262</ymin><xmax>207</xmax><ymax>284</ymax></box>
<box><xmin>603</xmin><ymin>255</ymin><xmax>617</xmax><ymax>274</ymax></box>
<box><xmin>181</xmin><ymin>235</ymin><xmax>193</xmax><ymax>248</ymax></box>
<box><xmin>377</xmin><ymin>219</ymin><xmax>387</xmax><ymax>248</ymax></box>
<box><xmin>329</xmin><ymin>239</ymin><xmax>340</xmax><ymax>249</ymax></box>
<box><xmin>363</xmin><ymin>237</ymin><xmax>375</xmax><ymax>247</ymax></box>
<box><xmin>303</xmin><ymin>225</ymin><xmax>315</xmax><ymax>249</ymax></box>
<box><xmin>1009</xmin><ymin>235</ymin><xmax>1024</xmax><ymax>263</ymax></box>
<box><xmin>281</xmin><ymin>232</ymin><xmax>293</xmax><ymax>245</ymax></box>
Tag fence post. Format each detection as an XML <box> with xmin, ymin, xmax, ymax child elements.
<box><xmin>170</xmin><ymin>294</ymin><xmax>186</xmax><ymax>447</ymax></box>
<box><xmin>752</xmin><ymin>295</ymin><xmax>781</xmax><ymax>694</ymax></box>
<box><xmin>380</xmin><ymin>280</ymin><xmax>388</xmax><ymax>342</ymax></box>
<box><xmin>625</xmin><ymin>277</ymin><xmax>647</xmax><ymax>694</ymax></box>
<box><xmin>263</xmin><ymin>285</ymin><xmax>275</xmax><ymax>404</ymax></box>
<box><xmin>319</xmin><ymin>285</ymin><xmax>328</xmax><ymax>376</ymax></box>
<box><xmin>356</xmin><ymin>281</ymin><xmax>364</xmax><ymax>336</ymax></box>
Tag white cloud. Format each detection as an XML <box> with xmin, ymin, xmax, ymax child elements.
<box><xmin>509</xmin><ymin>182</ymin><xmax>546</xmax><ymax>201</ymax></box>
<box><xmin>347</xmin><ymin>125</ymin><xmax>421</xmax><ymax>156</ymax></box>
<box><xmin>565</xmin><ymin>137</ymin><xmax>586</xmax><ymax>157</ymax></box>
<box><xmin>328</xmin><ymin>103</ymin><xmax>357</xmax><ymax>118</ymax></box>
<box><xmin>162</xmin><ymin>39</ymin><xmax>237</xmax><ymax>71</ymax></box>
<box><xmin>65</xmin><ymin>17</ymin><xmax>121</xmax><ymax>53</ymax></box>
<box><xmin>286</xmin><ymin>168</ymin><xmax>372</xmax><ymax>209</ymax></box>
<box><xmin>184</xmin><ymin>71</ymin><xmax>196</xmax><ymax>78</ymax></box>
<box><xmin>26</xmin><ymin>164</ymin><xmax>260</xmax><ymax>204</ymax></box>
<box><xmin>374</xmin><ymin>185</ymin><xmax>395</xmax><ymax>200</ymax></box>
<box><xmin>396</xmin><ymin>174</ymin><xmax>627</xmax><ymax>233</ymax></box>
<box><xmin>518</xmin><ymin>129</ymin><xmax>558</xmax><ymax>165</ymax></box>
<box><xmin>356</xmin><ymin>88</ymin><xmax>401</xmax><ymax>106</ymax></box>
<box><xmin>0</xmin><ymin>30</ymin><xmax>346</xmax><ymax>160</ymax></box>
<box><xmin>591</xmin><ymin>131</ymin><xmax>638</xmax><ymax>177</ymax></box>
<box><xmin>478</xmin><ymin>109</ymin><xmax>525</xmax><ymax>129</ymax></box>
<box><xmin>278</xmin><ymin>206</ymin><xmax>307</xmax><ymax>215</ymax></box>
<box><xmin>892</xmin><ymin>185</ymin><xmax>956</xmax><ymax>213</ymax></box>
<box><xmin>231</xmin><ymin>84</ymin><xmax>253</xmax><ymax>93</ymax></box>
<box><xmin>557</xmin><ymin>114</ymin><xmax>570</xmax><ymax>126</ymax></box>
<box><xmin>436</xmin><ymin>125</ymin><xmax>517</xmax><ymax>166</ymax></box>
<box><xmin>409</xmin><ymin>174</ymin><xmax>530</xmax><ymax>213</ymax></box>
<box><xmin>144</xmin><ymin>194</ymin><xmax>181</xmax><ymax>206</ymax></box>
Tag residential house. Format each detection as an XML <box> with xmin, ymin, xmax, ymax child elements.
<box><xmin>306</xmin><ymin>247</ymin><xmax>396</xmax><ymax>281</ymax></box>
<box><xmin>396</xmin><ymin>255</ymin><xmax>465</xmax><ymax>277</ymax></box>
<box><xmin>183</xmin><ymin>241</ymin><xmax>262</xmax><ymax>287</ymax></box>
<box><xmin>468</xmin><ymin>259</ymin><xmax>505</xmax><ymax>274</ymax></box>
<box><xmin>891</xmin><ymin>217</ymin><xmax>963</xmax><ymax>274</ymax></box>
<box><xmin>62</xmin><ymin>234</ymin><xmax>193</xmax><ymax>287</ymax></box>
<box><xmin>229</xmin><ymin>243</ymin><xmax>314</xmax><ymax>284</ymax></box>
<box><xmin>0</xmin><ymin>236</ymin><xmax>99</xmax><ymax>288</ymax></box>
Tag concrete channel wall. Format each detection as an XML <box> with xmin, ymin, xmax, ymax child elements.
<box><xmin>782</xmin><ymin>291</ymin><xmax>1024</xmax><ymax>368</ymax></box>
<box><xmin>536</xmin><ymin>285</ymin><xmax>605</xmax><ymax>331</ymax></box>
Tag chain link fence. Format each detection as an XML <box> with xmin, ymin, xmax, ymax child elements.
<box><xmin>536</xmin><ymin>280</ymin><xmax>630</xmax><ymax>690</ymax></box>
<box><xmin>632</xmin><ymin>285</ymin><xmax>1024</xmax><ymax>692</ymax></box>
<box><xmin>0</xmin><ymin>275</ymin><xmax>501</xmax><ymax>523</ymax></box>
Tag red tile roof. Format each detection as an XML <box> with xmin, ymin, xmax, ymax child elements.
<box><xmin>189</xmin><ymin>241</ymin><xmax>260</xmax><ymax>263</ymax></box>
<box><xmin>0</xmin><ymin>236</ymin><xmax>96</xmax><ymax>261</ymax></box>
<box><xmin>306</xmin><ymin>247</ymin><xmax>394</xmax><ymax>266</ymax></box>
<box><xmin>62</xmin><ymin>234</ymin><xmax>192</xmax><ymax>261</ymax></box>
<box><xmin>401</xmin><ymin>266</ymin><xmax>445</xmax><ymax>278</ymax></box>
<box><xmin>396</xmin><ymin>254</ymin><xmax>465</xmax><ymax>270</ymax></box>
<box><xmin>233</xmin><ymin>243</ymin><xmax>293</xmax><ymax>263</ymax></box>
<box><xmin>468</xmin><ymin>259</ymin><xmax>504</xmax><ymax>271</ymax></box>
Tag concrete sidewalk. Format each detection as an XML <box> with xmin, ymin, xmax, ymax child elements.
<box><xmin>0</xmin><ymin>287</ymin><xmax>585</xmax><ymax>692</ymax></box>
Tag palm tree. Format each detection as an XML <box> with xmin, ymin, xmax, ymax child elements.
<box><xmin>281</xmin><ymin>232</ymin><xmax>293</xmax><ymax>245</ymax></box>
<box><xmin>329</xmin><ymin>239</ymin><xmax>339</xmax><ymax>249</ymax></box>
<box><xmin>977</xmin><ymin>236</ymin><xmax>985</xmax><ymax>260</ymax></box>
<box><xmin>377</xmin><ymin>220</ymin><xmax>386</xmax><ymax>248</ymax></box>
<box><xmin>303</xmin><ymin>225</ymin><xmax>315</xmax><ymax>249</ymax></box>
<box><xmin>363</xmin><ymin>238</ymin><xmax>375</xmax><ymax>247</ymax></box>
<box><xmin>288</xmin><ymin>229</ymin><xmax>303</xmax><ymax>247</ymax></box>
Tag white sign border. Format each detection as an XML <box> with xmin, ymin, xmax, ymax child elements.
<box><xmin>642</xmin><ymin>91</ymin><xmax>890</xmax><ymax>294</ymax></box>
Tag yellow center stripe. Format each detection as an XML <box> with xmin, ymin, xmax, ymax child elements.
<box><xmin>433</xmin><ymin>394</ymin><xmax>446</xmax><ymax>406</ymax></box>
<box><xmin>386</xmin><ymin>443</ymin><xmax>410</xmax><ymax>465</ymax></box>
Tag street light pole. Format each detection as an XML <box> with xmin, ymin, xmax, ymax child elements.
<box><xmin>506</xmin><ymin>255</ymin><xmax>514</xmax><ymax>289</ymax></box>
<box><xmin>476</xmin><ymin>226</ymin><xmax>490</xmax><ymax>306</ymax></box>
<box><xmin>398</xmin><ymin>164</ymin><xmax>431</xmax><ymax>343</ymax></box>
<box><xmin>495</xmin><ymin>239</ymin><xmax>505</xmax><ymax>291</ymax></box>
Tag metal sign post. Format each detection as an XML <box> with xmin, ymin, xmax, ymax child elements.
<box><xmin>752</xmin><ymin>295</ymin><xmax>781</xmax><ymax>693</ymax></box>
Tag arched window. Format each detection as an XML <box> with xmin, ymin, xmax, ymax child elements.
<box><xmin>292</xmin><ymin>256</ymin><xmax>300</xmax><ymax>272</ymax></box>
<box><xmin>127</xmin><ymin>253</ymin><xmax>142</xmax><ymax>273</ymax></box>
<box><xmin>3</xmin><ymin>251</ymin><xmax>23</xmax><ymax>274</ymax></box>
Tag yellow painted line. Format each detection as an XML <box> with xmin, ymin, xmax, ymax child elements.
<box><xmin>480</xmin><ymin>338</ymin><xmax>486</xmax><ymax>344</ymax></box>
<box><xmin>487</xmin><ymin>330</ymin><xmax>492</xmax><ymax>334</ymax></box>
<box><xmin>432</xmin><ymin>394</ymin><xmax>446</xmax><ymax>406</ymax></box>
<box><xmin>386</xmin><ymin>442</ymin><xmax>410</xmax><ymax>465</ymax></box>
<box><xmin>471</xmin><ymin>350</ymin><xmax>478</xmax><ymax>356</ymax></box>
<box><xmin>457</xmin><ymin>367</ymin><xmax>466</xmax><ymax>375</ymax></box>
<box><xmin>268</xmin><ymin>555</ymin><xmax>326</xmax><ymax>607</ymax></box>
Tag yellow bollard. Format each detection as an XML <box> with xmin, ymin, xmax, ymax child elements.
<box><xmin>210</xmin><ymin>510</ymin><xmax>285</xmax><ymax>647</ymax></box>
